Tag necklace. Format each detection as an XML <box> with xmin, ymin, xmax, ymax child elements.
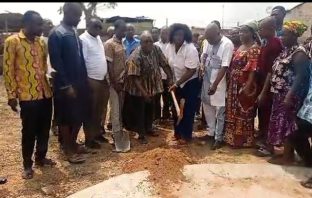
<box><xmin>142</xmin><ymin>52</ymin><xmax>153</xmax><ymax>66</ymax></box>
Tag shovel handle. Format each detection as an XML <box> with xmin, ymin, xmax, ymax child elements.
<box><xmin>170</xmin><ymin>90</ymin><xmax>180</xmax><ymax>116</ymax></box>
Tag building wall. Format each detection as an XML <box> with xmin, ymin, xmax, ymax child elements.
<box><xmin>103</xmin><ymin>21</ymin><xmax>153</xmax><ymax>34</ymax></box>
<box><xmin>285</xmin><ymin>3</ymin><xmax>312</xmax><ymax>42</ymax></box>
<box><xmin>191</xmin><ymin>27</ymin><xmax>205</xmax><ymax>35</ymax></box>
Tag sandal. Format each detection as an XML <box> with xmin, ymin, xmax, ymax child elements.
<box><xmin>255</xmin><ymin>141</ymin><xmax>266</xmax><ymax>150</ymax></box>
<box><xmin>67</xmin><ymin>154</ymin><xmax>86</xmax><ymax>164</ymax></box>
<box><xmin>255</xmin><ymin>148</ymin><xmax>273</xmax><ymax>157</ymax></box>
<box><xmin>301</xmin><ymin>178</ymin><xmax>312</xmax><ymax>189</ymax></box>
<box><xmin>22</xmin><ymin>168</ymin><xmax>34</xmax><ymax>180</ymax></box>
<box><xmin>0</xmin><ymin>177</ymin><xmax>7</xmax><ymax>185</ymax></box>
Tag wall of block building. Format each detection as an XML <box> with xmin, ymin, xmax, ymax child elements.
<box><xmin>285</xmin><ymin>3</ymin><xmax>312</xmax><ymax>43</ymax></box>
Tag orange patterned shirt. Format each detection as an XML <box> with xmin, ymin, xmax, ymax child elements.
<box><xmin>3</xmin><ymin>30</ymin><xmax>52</xmax><ymax>101</ymax></box>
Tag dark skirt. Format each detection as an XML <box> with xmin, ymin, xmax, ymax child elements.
<box><xmin>122</xmin><ymin>92</ymin><xmax>155</xmax><ymax>135</ymax></box>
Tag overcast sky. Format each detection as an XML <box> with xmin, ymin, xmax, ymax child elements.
<box><xmin>0</xmin><ymin>2</ymin><xmax>302</xmax><ymax>28</ymax></box>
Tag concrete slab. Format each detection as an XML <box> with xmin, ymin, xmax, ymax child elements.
<box><xmin>68</xmin><ymin>164</ymin><xmax>312</xmax><ymax>198</ymax></box>
<box><xmin>67</xmin><ymin>171</ymin><xmax>157</xmax><ymax>198</ymax></box>
<box><xmin>174</xmin><ymin>164</ymin><xmax>312</xmax><ymax>198</ymax></box>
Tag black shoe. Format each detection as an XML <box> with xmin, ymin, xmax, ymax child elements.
<box><xmin>35</xmin><ymin>158</ymin><xmax>56</xmax><ymax>167</ymax></box>
<box><xmin>211</xmin><ymin>141</ymin><xmax>223</xmax><ymax>150</ymax></box>
<box><xmin>138</xmin><ymin>136</ymin><xmax>148</xmax><ymax>144</ymax></box>
<box><xmin>85</xmin><ymin>141</ymin><xmax>101</xmax><ymax>149</ymax></box>
<box><xmin>95</xmin><ymin>135</ymin><xmax>109</xmax><ymax>143</ymax></box>
<box><xmin>107</xmin><ymin>123</ymin><xmax>112</xmax><ymax>131</ymax></box>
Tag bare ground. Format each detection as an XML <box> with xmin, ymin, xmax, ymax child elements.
<box><xmin>0</xmin><ymin>77</ymin><xmax>270</xmax><ymax>198</ymax></box>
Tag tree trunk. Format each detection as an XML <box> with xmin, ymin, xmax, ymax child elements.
<box><xmin>84</xmin><ymin>10</ymin><xmax>93</xmax><ymax>26</ymax></box>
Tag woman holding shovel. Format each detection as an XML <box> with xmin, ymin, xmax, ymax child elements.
<box><xmin>167</xmin><ymin>23</ymin><xmax>201</xmax><ymax>145</ymax></box>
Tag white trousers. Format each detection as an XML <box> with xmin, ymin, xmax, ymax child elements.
<box><xmin>202</xmin><ymin>103</ymin><xmax>225</xmax><ymax>142</ymax></box>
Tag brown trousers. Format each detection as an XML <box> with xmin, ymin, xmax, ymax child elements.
<box><xmin>83</xmin><ymin>78</ymin><xmax>110</xmax><ymax>143</ymax></box>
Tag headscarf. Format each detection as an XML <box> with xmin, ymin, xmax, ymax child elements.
<box><xmin>244</xmin><ymin>20</ymin><xmax>259</xmax><ymax>33</ymax></box>
<box><xmin>242</xmin><ymin>20</ymin><xmax>261</xmax><ymax>45</ymax></box>
<box><xmin>283</xmin><ymin>21</ymin><xmax>308</xmax><ymax>37</ymax></box>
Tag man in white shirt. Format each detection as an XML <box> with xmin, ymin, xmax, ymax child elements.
<box><xmin>201</xmin><ymin>22</ymin><xmax>234</xmax><ymax>150</ymax></box>
<box><xmin>155</xmin><ymin>26</ymin><xmax>171</xmax><ymax>120</ymax></box>
<box><xmin>80</xmin><ymin>18</ymin><xmax>109</xmax><ymax>149</ymax></box>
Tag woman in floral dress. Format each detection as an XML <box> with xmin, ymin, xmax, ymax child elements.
<box><xmin>224</xmin><ymin>21</ymin><xmax>261</xmax><ymax>148</ymax></box>
<box><xmin>265</xmin><ymin>21</ymin><xmax>310</xmax><ymax>164</ymax></box>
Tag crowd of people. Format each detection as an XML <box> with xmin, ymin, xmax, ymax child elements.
<box><xmin>2</xmin><ymin>3</ymin><xmax>312</xmax><ymax>188</ymax></box>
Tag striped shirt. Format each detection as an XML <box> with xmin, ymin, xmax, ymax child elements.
<box><xmin>125</xmin><ymin>45</ymin><xmax>172</xmax><ymax>97</ymax></box>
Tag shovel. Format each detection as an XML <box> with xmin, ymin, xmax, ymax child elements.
<box><xmin>170</xmin><ymin>91</ymin><xmax>185</xmax><ymax>125</ymax></box>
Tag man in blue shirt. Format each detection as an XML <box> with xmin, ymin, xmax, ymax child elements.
<box><xmin>49</xmin><ymin>3</ymin><xmax>89</xmax><ymax>164</ymax></box>
<box><xmin>123</xmin><ymin>23</ymin><xmax>140</xmax><ymax>57</ymax></box>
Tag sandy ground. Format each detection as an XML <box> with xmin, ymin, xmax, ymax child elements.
<box><xmin>0</xmin><ymin>77</ymin><xmax>283</xmax><ymax>198</ymax></box>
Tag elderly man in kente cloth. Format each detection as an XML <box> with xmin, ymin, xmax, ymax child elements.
<box><xmin>123</xmin><ymin>31</ymin><xmax>173</xmax><ymax>144</ymax></box>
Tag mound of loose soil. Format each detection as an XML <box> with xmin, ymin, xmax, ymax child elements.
<box><xmin>122</xmin><ymin>147</ymin><xmax>195</xmax><ymax>197</ymax></box>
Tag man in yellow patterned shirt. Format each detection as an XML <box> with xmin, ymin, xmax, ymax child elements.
<box><xmin>3</xmin><ymin>11</ymin><xmax>55</xmax><ymax>180</ymax></box>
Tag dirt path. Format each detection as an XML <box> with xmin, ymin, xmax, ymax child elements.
<box><xmin>0</xmin><ymin>77</ymin><xmax>270</xmax><ymax>198</ymax></box>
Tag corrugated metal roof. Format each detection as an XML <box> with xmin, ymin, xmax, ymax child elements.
<box><xmin>104</xmin><ymin>16</ymin><xmax>154</xmax><ymax>23</ymax></box>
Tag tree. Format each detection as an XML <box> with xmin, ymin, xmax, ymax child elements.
<box><xmin>58</xmin><ymin>3</ymin><xmax>117</xmax><ymax>25</ymax></box>
<box><xmin>0</xmin><ymin>13</ymin><xmax>23</xmax><ymax>33</ymax></box>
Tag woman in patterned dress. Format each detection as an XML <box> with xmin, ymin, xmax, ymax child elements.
<box><xmin>265</xmin><ymin>21</ymin><xmax>310</xmax><ymax>165</ymax></box>
<box><xmin>224</xmin><ymin>21</ymin><xmax>261</xmax><ymax>148</ymax></box>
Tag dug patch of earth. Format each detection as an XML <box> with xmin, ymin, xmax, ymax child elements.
<box><xmin>0</xmin><ymin>76</ymin><xmax>308</xmax><ymax>198</ymax></box>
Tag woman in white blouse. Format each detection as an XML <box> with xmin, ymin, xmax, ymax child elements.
<box><xmin>167</xmin><ymin>23</ymin><xmax>201</xmax><ymax>145</ymax></box>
